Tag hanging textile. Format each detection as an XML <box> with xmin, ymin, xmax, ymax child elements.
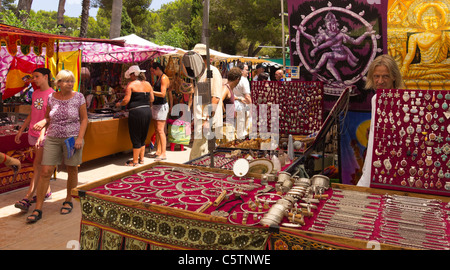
<box><xmin>46</xmin><ymin>50</ymin><xmax>82</xmax><ymax>91</ymax></box>
<box><xmin>3</xmin><ymin>57</ymin><xmax>43</xmax><ymax>100</ymax></box>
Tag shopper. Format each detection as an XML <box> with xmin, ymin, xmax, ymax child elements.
<box><xmin>253</xmin><ymin>63</ymin><xmax>266</xmax><ymax>81</ymax></box>
<box><xmin>26</xmin><ymin>70</ymin><xmax>88</xmax><ymax>223</ymax></box>
<box><xmin>189</xmin><ymin>43</ymin><xmax>223</xmax><ymax>160</ymax></box>
<box><xmin>221</xmin><ymin>67</ymin><xmax>242</xmax><ymax>142</ymax></box>
<box><xmin>234</xmin><ymin>63</ymin><xmax>252</xmax><ymax>138</ymax></box>
<box><xmin>0</xmin><ymin>152</ymin><xmax>21</xmax><ymax>171</ymax></box>
<box><xmin>357</xmin><ymin>54</ymin><xmax>405</xmax><ymax>187</ymax></box>
<box><xmin>150</xmin><ymin>62</ymin><xmax>170</xmax><ymax>161</ymax></box>
<box><xmin>275</xmin><ymin>69</ymin><xmax>285</xmax><ymax>81</ymax></box>
<box><xmin>14</xmin><ymin>68</ymin><xmax>54</xmax><ymax>212</ymax></box>
<box><xmin>117</xmin><ymin>65</ymin><xmax>154</xmax><ymax>166</ymax></box>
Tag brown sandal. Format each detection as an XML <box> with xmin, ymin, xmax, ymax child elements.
<box><xmin>125</xmin><ymin>160</ymin><xmax>138</xmax><ymax>167</ymax></box>
<box><xmin>26</xmin><ymin>209</ymin><xmax>42</xmax><ymax>223</ymax></box>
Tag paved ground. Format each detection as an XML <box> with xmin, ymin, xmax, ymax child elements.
<box><xmin>0</xmin><ymin>145</ymin><xmax>192</xmax><ymax>250</ymax></box>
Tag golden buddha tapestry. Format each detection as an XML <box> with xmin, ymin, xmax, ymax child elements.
<box><xmin>388</xmin><ymin>0</ymin><xmax>450</xmax><ymax>90</ymax></box>
<box><xmin>288</xmin><ymin>0</ymin><xmax>388</xmax><ymax>111</ymax></box>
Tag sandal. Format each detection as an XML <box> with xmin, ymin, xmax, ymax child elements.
<box><xmin>30</xmin><ymin>192</ymin><xmax>52</xmax><ymax>203</ymax></box>
<box><xmin>14</xmin><ymin>198</ymin><xmax>31</xmax><ymax>211</ymax></box>
<box><xmin>148</xmin><ymin>153</ymin><xmax>158</xmax><ymax>158</ymax></box>
<box><xmin>138</xmin><ymin>158</ymin><xmax>144</xmax><ymax>164</ymax></box>
<box><xmin>60</xmin><ymin>201</ymin><xmax>73</xmax><ymax>215</ymax></box>
<box><xmin>154</xmin><ymin>156</ymin><xmax>167</xmax><ymax>161</ymax></box>
<box><xmin>125</xmin><ymin>160</ymin><xmax>138</xmax><ymax>167</ymax></box>
<box><xmin>26</xmin><ymin>209</ymin><xmax>42</xmax><ymax>223</ymax></box>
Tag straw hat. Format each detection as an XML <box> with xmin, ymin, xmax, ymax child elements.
<box><xmin>125</xmin><ymin>65</ymin><xmax>146</xmax><ymax>79</ymax></box>
<box><xmin>192</xmin><ymin>43</ymin><xmax>208</xmax><ymax>56</ymax></box>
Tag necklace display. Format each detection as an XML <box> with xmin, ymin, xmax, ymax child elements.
<box><xmin>371</xmin><ymin>89</ymin><xmax>450</xmax><ymax>196</ymax></box>
<box><xmin>251</xmin><ymin>81</ymin><xmax>323</xmax><ymax>135</ymax></box>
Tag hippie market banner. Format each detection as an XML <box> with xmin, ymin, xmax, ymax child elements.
<box><xmin>288</xmin><ymin>0</ymin><xmax>388</xmax><ymax>111</ymax></box>
<box><xmin>387</xmin><ymin>0</ymin><xmax>450</xmax><ymax>90</ymax></box>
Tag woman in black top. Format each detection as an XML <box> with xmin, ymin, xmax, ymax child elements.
<box><xmin>117</xmin><ymin>65</ymin><xmax>154</xmax><ymax>166</ymax></box>
<box><xmin>150</xmin><ymin>62</ymin><xmax>170</xmax><ymax>161</ymax></box>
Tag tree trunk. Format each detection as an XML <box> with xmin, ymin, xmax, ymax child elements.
<box><xmin>79</xmin><ymin>0</ymin><xmax>90</xmax><ymax>37</ymax></box>
<box><xmin>109</xmin><ymin>0</ymin><xmax>123</xmax><ymax>39</ymax></box>
<box><xmin>16</xmin><ymin>0</ymin><xmax>33</xmax><ymax>23</ymax></box>
<box><xmin>57</xmin><ymin>0</ymin><xmax>66</xmax><ymax>26</ymax></box>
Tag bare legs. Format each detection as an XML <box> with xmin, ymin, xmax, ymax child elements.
<box><xmin>27</xmin><ymin>164</ymin><xmax>78</xmax><ymax>222</ymax></box>
<box><xmin>15</xmin><ymin>146</ymin><xmax>51</xmax><ymax>210</ymax></box>
<box><xmin>132</xmin><ymin>146</ymin><xmax>145</xmax><ymax>164</ymax></box>
<box><xmin>155</xmin><ymin>120</ymin><xmax>167</xmax><ymax>159</ymax></box>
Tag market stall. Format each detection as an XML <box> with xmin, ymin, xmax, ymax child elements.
<box><xmin>0</xmin><ymin>23</ymin><xmax>129</xmax><ymax>193</ymax></box>
<box><xmin>72</xmin><ymin>159</ymin><xmax>450</xmax><ymax>250</ymax></box>
<box><xmin>72</xmin><ymin>162</ymin><xmax>271</xmax><ymax>250</ymax></box>
<box><xmin>54</xmin><ymin>38</ymin><xmax>175</xmax><ymax>162</ymax></box>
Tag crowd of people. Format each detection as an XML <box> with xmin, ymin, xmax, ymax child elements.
<box><xmin>6</xmin><ymin>43</ymin><xmax>285</xmax><ymax>224</ymax></box>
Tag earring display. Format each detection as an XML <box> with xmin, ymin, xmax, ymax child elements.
<box><xmin>251</xmin><ymin>81</ymin><xmax>324</xmax><ymax>135</ymax></box>
<box><xmin>370</xmin><ymin>89</ymin><xmax>450</xmax><ymax>196</ymax></box>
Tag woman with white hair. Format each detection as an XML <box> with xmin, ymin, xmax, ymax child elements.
<box><xmin>26</xmin><ymin>69</ymin><xmax>88</xmax><ymax>223</ymax></box>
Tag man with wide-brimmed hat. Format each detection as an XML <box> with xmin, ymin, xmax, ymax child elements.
<box><xmin>189</xmin><ymin>43</ymin><xmax>224</xmax><ymax>160</ymax></box>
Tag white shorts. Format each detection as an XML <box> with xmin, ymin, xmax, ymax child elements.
<box><xmin>152</xmin><ymin>103</ymin><xmax>169</xmax><ymax>121</ymax></box>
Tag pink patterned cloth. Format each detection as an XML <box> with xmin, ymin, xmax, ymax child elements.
<box><xmin>47</xmin><ymin>92</ymin><xmax>86</xmax><ymax>138</ymax></box>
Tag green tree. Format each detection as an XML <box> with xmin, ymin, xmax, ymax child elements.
<box><xmin>153</xmin><ymin>25</ymin><xmax>185</xmax><ymax>48</ymax></box>
<box><xmin>0</xmin><ymin>9</ymin><xmax>61</xmax><ymax>34</ymax></box>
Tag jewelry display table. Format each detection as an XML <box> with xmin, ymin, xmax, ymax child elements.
<box><xmin>186</xmin><ymin>149</ymin><xmax>300</xmax><ymax>173</ymax></box>
<box><xmin>72</xmin><ymin>160</ymin><xmax>449</xmax><ymax>250</ymax></box>
<box><xmin>268</xmin><ymin>183</ymin><xmax>450</xmax><ymax>250</ymax></box>
<box><xmin>72</xmin><ymin>162</ymin><xmax>272</xmax><ymax>250</ymax></box>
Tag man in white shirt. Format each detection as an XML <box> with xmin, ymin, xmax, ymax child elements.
<box><xmin>233</xmin><ymin>63</ymin><xmax>252</xmax><ymax>138</ymax></box>
<box><xmin>189</xmin><ymin>43</ymin><xmax>223</xmax><ymax>160</ymax></box>
<box><xmin>357</xmin><ymin>54</ymin><xmax>405</xmax><ymax>187</ymax></box>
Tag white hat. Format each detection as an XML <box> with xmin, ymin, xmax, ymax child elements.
<box><xmin>125</xmin><ymin>65</ymin><xmax>146</xmax><ymax>79</ymax></box>
<box><xmin>192</xmin><ymin>43</ymin><xmax>208</xmax><ymax>56</ymax></box>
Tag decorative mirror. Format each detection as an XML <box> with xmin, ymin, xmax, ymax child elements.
<box><xmin>181</xmin><ymin>51</ymin><xmax>206</xmax><ymax>80</ymax></box>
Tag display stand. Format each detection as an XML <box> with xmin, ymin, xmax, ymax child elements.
<box><xmin>71</xmin><ymin>161</ymin><xmax>450</xmax><ymax>250</ymax></box>
<box><xmin>251</xmin><ymin>81</ymin><xmax>324</xmax><ymax>135</ymax></box>
<box><xmin>286</xmin><ymin>87</ymin><xmax>350</xmax><ymax>175</ymax></box>
<box><xmin>370</xmin><ymin>89</ymin><xmax>450</xmax><ymax>197</ymax></box>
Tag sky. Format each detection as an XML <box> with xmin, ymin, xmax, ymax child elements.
<box><xmin>18</xmin><ymin>0</ymin><xmax>174</xmax><ymax>18</ymax></box>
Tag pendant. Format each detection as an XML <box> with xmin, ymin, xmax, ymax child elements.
<box><xmin>404</xmin><ymin>113</ymin><xmax>410</xmax><ymax>123</ymax></box>
<box><xmin>445</xmin><ymin>111</ymin><xmax>450</xmax><ymax>119</ymax></box>
<box><xmin>408</xmin><ymin>176</ymin><xmax>415</xmax><ymax>187</ymax></box>
<box><xmin>425</xmin><ymin>112</ymin><xmax>432</xmax><ymax>122</ymax></box>
<box><xmin>399</xmin><ymin>127</ymin><xmax>406</xmax><ymax>138</ymax></box>
<box><xmin>406</xmin><ymin>124</ymin><xmax>414</xmax><ymax>134</ymax></box>
<box><xmin>403</xmin><ymin>91</ymin><xmax>410</xmax><ymax>102</ymax></box>
<box><xmin>436</xmin><ymin>179</ymin><xmax>443</xmax><ymax>189</ymax></box>
<box><xmin>425</xmin><ymin>156</ymin><xmax>433</xmax><ymax>166</ymax></box>
<box><xmin>415</xmin><ymin>179</ymin><xmax>423</xmax><ymax>188</ymax></box>
<box><xmin>402</xmin><ymin>104</ymin><xmax>409</xmax><ymax>113</ymax></box>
